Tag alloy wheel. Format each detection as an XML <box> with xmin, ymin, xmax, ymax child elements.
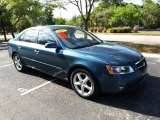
<box><xmin>73</xmin><ymin>72</ymin><xmax>94</xmax><ymax>97</ymax></box>
<box><xmin>14</xmin><ymin>55</ymin><xmax>22</xmax><ymax>71</ymax></box>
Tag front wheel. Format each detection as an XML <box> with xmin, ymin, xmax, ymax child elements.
<box><xmin>70</xmin><ymin>69</ymin><xmax>100</xmax><ymax>98</ymax></box>
<box><xmin>13</xmin><ymin>54</ymin><xmax>25</xmax><ymax>72</ymax></box>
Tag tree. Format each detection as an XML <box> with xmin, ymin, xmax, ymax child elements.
<box><xmin>53</xmin><ymin>18</ymin><xmax>66</xmax><ymax>25</ymax></box>
<box><xmin>90</xmin><ymin>0</ymin><xmax>125</xmax><ymax>28</ymax></box>
<box><xmin>0</xmin><ymin>0</ymin><xmax>39</xmax><ymax>37</ymax></box>
<box><xmin>0</xmin><ymin>3</ymin><xmax>7</xmax><ymax>41</ymax></box>
<box><xmin>0</xmin><ymin>0</ymin><xmax>63</xmax><ymax>37</ymax></box>
<box><xmin>102</xmin><ymin>0</ymin><xmax>123</xmax><ymax>6</ymax></box>
<box><xmin>108</xmin><ymin>4</ymin><xmax>141</xmax><ymax>27</ymax></box>
<box><xmin>66</xmin><ymin>15</ymin><xmax>83</xmax><ymax>27</ymax></box>
<box><xmin>68</xmin><ymin>0</ymin><xmax>97</xmax><ymax>31</ymax></box>
<box><xmin>142</xmin><ymin>0</ymin><xmax>160</xmax><ymax>29</ymax></box>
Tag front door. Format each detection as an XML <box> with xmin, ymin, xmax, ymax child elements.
<box><xmin>16</xmin><ymin>28</ymin><xmax>38</xmax><ymax>67</ymax></box>
<box><xmin>31</xmin><ymin>28</ymin><xmax>68</xmax><ymax>78</ymax></box>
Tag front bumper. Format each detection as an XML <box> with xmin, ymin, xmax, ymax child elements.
<box><xmin>99</xmin><ymin>70</ymin><xmax>148</xmax><ymax>93</ymax></box>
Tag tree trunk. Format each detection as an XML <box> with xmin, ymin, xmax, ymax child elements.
<box><xmin>84</xmin><ymin>20</ymin><xmax>88</xmax><ymax>31</ymax></box>
<box><xmin>11</xmin><ymin>31</ymin><xmax>15</xmax><ymax>38</ymax></box>
<box><xmin>0</xmin><ymin>18</ymin><xmax>7</xmax><ymax>41</ymax></box>
<box><xmin>9</xmin><ymin>24</ymin><xmax>15</xmax><ymax>38</ymax></box>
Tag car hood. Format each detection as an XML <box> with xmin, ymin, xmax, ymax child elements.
<box><xmin>74</xmin><ymin>43</ymin><xmax>142</xmax><ymax>65</ymax></box>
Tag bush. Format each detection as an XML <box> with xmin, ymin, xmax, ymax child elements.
<box><xmin>90</xmin><ymin>28</ymin><xmax>94</xmax><ymax>32</ymax></box>
<box><xmin>107</xmin><ymin>27</ymin><xmax>132</xmax><ymax>33</ymax></box>
<box><xmin>98</xmin><ymin>28</ymin><xmax>103</xmax><ymax>33</ymax></box>
<box><xmin>94</xmin><ymin>28</ymin><xmax>97</xmax><ymax>32</ymax></box>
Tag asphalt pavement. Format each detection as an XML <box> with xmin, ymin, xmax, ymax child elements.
<box><xmin>0</xmin><ymin>50</ymin><xmax>160</xmax><ymax>120</ymax></box>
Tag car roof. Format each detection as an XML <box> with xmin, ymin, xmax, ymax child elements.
<box><xmin>19</xmin><ymin>25</ymin><xmax>80</xmax><ymax>36</ymax></box>
<box><xmin>26</xmin><ymin>25</ymin><xmax>78</xmax><ymax>30</ymax></box>
<box><xmin>44</xmin><ymin>25</ymin><xmax>79</xmax><ymax>30</ymax></box>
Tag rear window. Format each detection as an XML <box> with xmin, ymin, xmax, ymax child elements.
<box><xmin>19</xmin><ymin>29</ymin><xmax>37</xmax><ymax>43</ymax></box>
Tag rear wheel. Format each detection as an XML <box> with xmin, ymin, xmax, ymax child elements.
<box><xmin>70</xmin><ymin>69</ymin><xmax>100</xmax><ymax>98</ymax></box>
<box><xmin>13</xmin><ymin>54</ymin><xmax>25</xmax><ymax>72</ymax></box>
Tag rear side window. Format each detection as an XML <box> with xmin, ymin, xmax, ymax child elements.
<box><xmin>19</xmin><ymin>33</ymin><xmax>25</xmax><ymax>41</ymax></box>
<box><xmin>38</xmin><ymin>29</ymin><xmax>56</xmax><ymax>45</ymax></box>
<box><xmin>19</xmin><ymin>29</ymin><xmax>37</xmax><ymax>43</ymax></box>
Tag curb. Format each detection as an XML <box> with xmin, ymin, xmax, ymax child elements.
<box><xmin>0</xmin><ymin>41</ymin><xmax>8</xmax><ymax>44</ymax></box>
<box><xmin>0</xmin><ymin>47</ymin><xmax>8</xmax><ymax>50</ymax></box>
<box><xmin>94</xmin><ymin>33</ymin><xmax>160</xmax><ymax>36</ymax></box>
<box><xmin>142</xmin><ymin>53</ymin><xmax>160</xmax><ymax>58</ymax></box>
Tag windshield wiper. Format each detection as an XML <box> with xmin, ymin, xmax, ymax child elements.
<box><xmin>73</xmin><ymin>45</ymin><xmax>92</xmax><ymax>49</ymax></box>
<box><xmin>73</xmin><ymin>42</ymin><xmax>102</xmax><ymax>49</ymax></box>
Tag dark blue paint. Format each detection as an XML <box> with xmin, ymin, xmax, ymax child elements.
<box><xmin>8</xmin><ymin>25</ymin><xmax>148</xmax><ymax>93</ymax></box>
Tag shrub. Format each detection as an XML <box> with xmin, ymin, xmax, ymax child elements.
<box><xmin>94</xmin><ymin>28</ymin><xmax>97</xmax><ymax>32</ymax></box>
<box><xmin>107</xmin><ymin>27</ymin><xmax>132</xmax><ymax>33</ymax></box>
<box><xmin>90</xmin><ymin>28</ymin><xmax>94</xmax><ymax>32</ymax></box>
<box><xmin>98</xmin><ymin>28</ymin><xmax>103</xmax><ymax>33</ymax></box>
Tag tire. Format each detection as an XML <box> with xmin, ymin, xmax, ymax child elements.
<box><xmin>13</xmin><ymin>54</ymin><xmax>25</xmax><ymax>72</ymax></box>
<box><xmin>70</xmin><ymin>69</ymin><xmax>100</xmax><ymax>99</ymax></box>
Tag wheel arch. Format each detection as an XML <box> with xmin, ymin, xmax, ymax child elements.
<box><xmin>12</xmin><ymin>52</ymin><xmax>18</xmax><ymax>59</ymax></box>
<box><xmin>67</xmin><ymin>65</ymin><xmax>101</xmax><ymax>91</ymax></box>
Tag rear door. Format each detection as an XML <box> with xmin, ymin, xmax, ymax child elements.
<box><xmin>16</xmin><ymin>28</ymin><xmax>38</xmax><ymax>67</ymax></box>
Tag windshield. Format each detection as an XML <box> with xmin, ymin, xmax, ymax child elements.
<box><xmin>53</xmin><ymin>27</ymin><xmax>102</xmax><ymax>49</ymax></box>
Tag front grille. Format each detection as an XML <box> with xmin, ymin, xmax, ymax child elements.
<box><xmin>135</xmin><ymin>58</ymin><xmax>147</xmax><ymax>72</ymax></box>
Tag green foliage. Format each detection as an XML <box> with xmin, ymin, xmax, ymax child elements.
<box><xmin>92</xmin><ymin>3</ymin><xmax>141</xmax><ymax>28</ymax></box>
<box><xmin>66</xmin><ymin>16</ymin><xmax>83</xmax><ymax>27</ymax></box>
<box><xmin>142</xmin><ymin>0</ymin><xmax>160</xmax><ymax>29</ymax></box>
<box><xmin>53</xmin><ymin>18</ymin><xmax>66</xmax><ymax>25</ymax></box>
<box><xmin>0</xmin><ymin>0</ymin><xmax>63</xmax><ymax>34</ymax></box>
<box><xmin>1</xmin><ymin>0</ymin><xmax>160</xmax><ymax>34</ymax></box>
<box><xmin>91</xmin><ymin>0</ymin><xmax>160</xmax><ymax>29</ymax></box>
<box><xmin>102</xmin><ymin>0</ymin><xmax>123</xmax><ymax>6</ymax></box>
<box><xmin>40</xmin><ymin>2</ymin><xmax>58</xmax><ymax>25</ymax></box>
<box><xmin>108</xmin><ymin>4</ymin><xmax>141</xmax><ymax>27</ymax></box>
<box><xmin>107</xmin><ymin>27</ymin><xmax>132</xmax><ymax>33</ymax></box>
<box><xmin>16</xmin><ymin>16</ymin><xmax>32</xmax><ymax>32</ymax></box>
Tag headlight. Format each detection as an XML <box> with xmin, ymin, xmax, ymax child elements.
<box><xmin>106</xmin><ymin>65</ymin><xmax>134</xmax><ymax>74</ymax></box>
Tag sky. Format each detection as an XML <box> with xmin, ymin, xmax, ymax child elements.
<box><xmin>51</xmin><ymin>0</ymin><xmax>158</xmax><ymax>20</ymax></box>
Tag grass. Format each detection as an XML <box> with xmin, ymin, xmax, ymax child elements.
<box><xmin>114</xmin><ymin>41</ymin><xmax>160</xmax><ymax>54</ymax></box>
<box><xmin>0</xmin><ymin>38</ymin><xmax>10</xmax><ymax>41</ymax></box>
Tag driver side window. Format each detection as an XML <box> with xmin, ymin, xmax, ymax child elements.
<box><xmin>38</xmin><ymin>29</ymin><xmax>56</xmax><ymax>45</ymax></box>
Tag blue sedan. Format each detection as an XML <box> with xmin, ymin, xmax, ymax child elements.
<box><xmin>8</xmin><ymin>25</ymin><xmax>147</xmax><ymax>98</ymax></box>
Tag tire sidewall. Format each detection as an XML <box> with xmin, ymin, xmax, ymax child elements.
<box><xmin>13</xmin><ymin>54</ymin><xmax>23</xmax><ymax>71</ymax></box>
<box><xmin>70</xmin><ymin>69</ymin><xmax>99</xmax><ymax>98</ymax></box>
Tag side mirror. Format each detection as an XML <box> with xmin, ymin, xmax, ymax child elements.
<box><xmin>45</xmin><ymin>42</ymin><xmax>60</xmax><ymax>48</ymax></box>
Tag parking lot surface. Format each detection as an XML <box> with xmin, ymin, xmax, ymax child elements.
<box><xmin>0</xmin><ymin>50</ymin><xmax>160</xmax><ymax>120</ymax></box>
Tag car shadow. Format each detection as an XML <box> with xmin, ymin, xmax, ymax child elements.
<box><xmin>23</xmin><ymin>68</ymin><xmax>160</xmax><ymax>118</ymax></box>
<box><xmin>91</xmin><ymin>75</ymin><xmax>160</xmax><ymax>118</ymax></box>
<box><xmin>23</xmin><ymin>68</ymin><xmax>72</xmax><ymax>89</ymax></box>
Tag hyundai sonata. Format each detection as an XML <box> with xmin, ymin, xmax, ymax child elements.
<box><xmin>8</xmin><ymin>25</ymin><xmax>147</xmax><ymax>98</ymax></box>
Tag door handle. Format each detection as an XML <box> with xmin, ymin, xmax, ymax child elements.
<box><xmin>18</xmin><ymin>45</ymin><xmax>21</xmax><ymax>49</ymax></box>
<box><xmin>34</xmin><ymin>49</ymin><xmax>39</xmax><ymax>54</ymax></box>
